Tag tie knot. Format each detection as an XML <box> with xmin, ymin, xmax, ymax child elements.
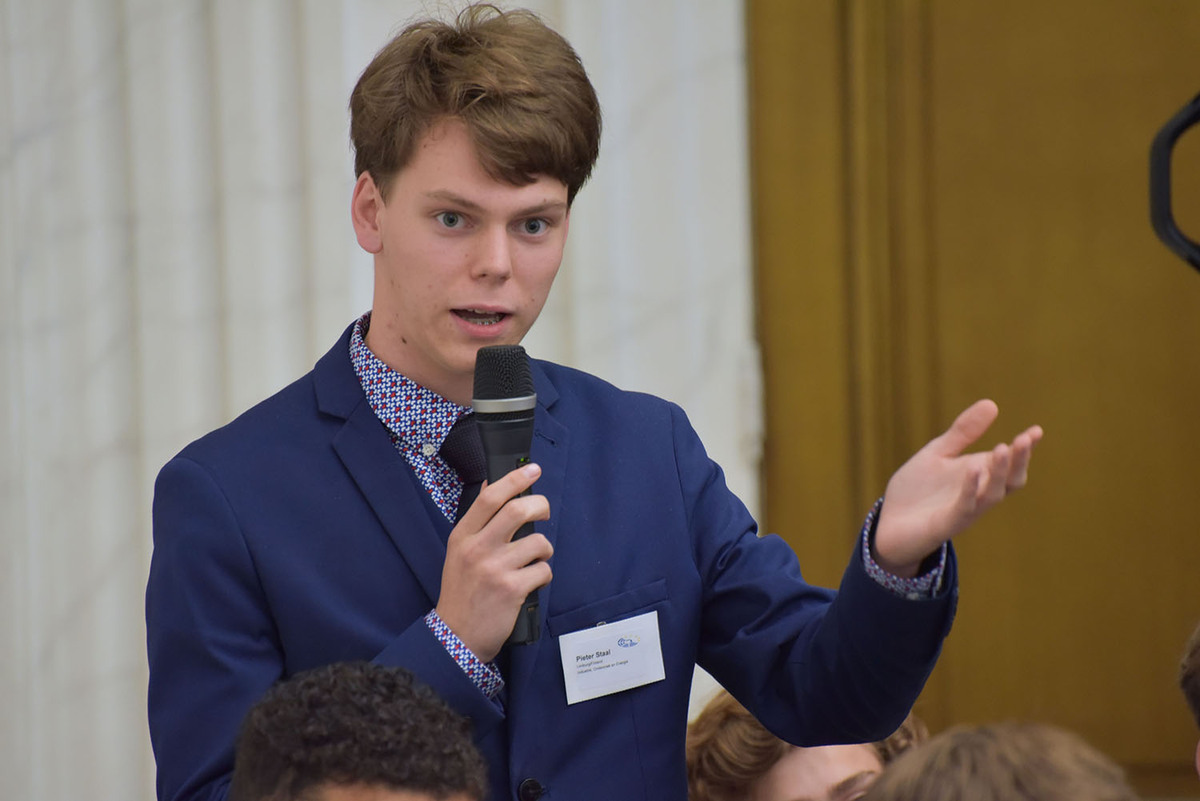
<box><xmin>440</xmin><ymin>415</ymin><xmax>486</xmax><ymax>484</ymax></box>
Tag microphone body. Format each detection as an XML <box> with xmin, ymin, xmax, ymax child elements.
<box><xmin>473</xmin><ymin>345</ymin><xmax>540</xmax><ymax>646</ymax></box>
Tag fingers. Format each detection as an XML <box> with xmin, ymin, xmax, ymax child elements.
<box><xmin>501</xmin><ymin>529</ymin><xmax>555</xmax><ymax>571</ymax></box>
<box><xmin>954</xmin><ymin>460</ymin><xmax>985</xmax><ymax>519</ymax></box>
<box><xmin>480</xmin><ymin>461</ymin><xmax>543</xmax><ymax>508</ymax></box>
<box><xmin>481</xmin><ymin>494</ymin><xmax>551</xmax><ymax>545</ymax></box>
<box><xmin>449</xmin><ymin>460</ymin><xmax>554</xmax><ymax>579</ymax></box>
<box><xmin>449</xmin><ymin>494</ymin><xmax>553</xmax><ymax>585</ymax></box>
<box><xmin>1004</xmin><ymin>424</ymin><xmax>1043</xmax><ymax>491</ymax></box>
<box><xmin>936</xmin><ymin>399</ymin><xmax>1000</xmax><ymax>456</ymax></box>
<box><xmin>457</xmin><ymin>462</ymin><xmax>548</xmax><ymax>543</ymax></box>
<box><xmin>976</xmin><ymin>423</ymin><xmax>1044</xmax><ymax>504</ymax></box>
<box><xmin>976</xmin><ymin>442</ymin><xmax>1011</xmax><ymax>505</ymax></box>
<box><xmin>463</xmin><ymin>536</ymin><xmax>553</xmax><ymax>596</ymax></box>
<box><xmin>437</xmin><ymin>461</ymin><xmax>554</xmax><ymax>661</ymax></box>
<box><xmin>1024</xmin><ymin>424</ymin><xmax>1045</xmax><ymax>444</ymax></box>
<box><xmin>511</xmin><ymin>547</ymin><xmax>554</xmax><ymax>591</ymax></box>
<box><xmin>436</xmin><ymin>549</ymin><xmax>553</xmax><ymax>663</ymax></box>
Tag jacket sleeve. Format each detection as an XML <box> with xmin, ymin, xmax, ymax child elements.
<box><xmin>145</xmin><ymin>456</ymin><xmax>502</xmax><ymax>801</ymax></box>
<box><xmin>676</xmin><ymin>403</ymin><xmax>958</xmax><ymax>745</ymax></box>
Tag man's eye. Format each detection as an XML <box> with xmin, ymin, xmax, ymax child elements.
<box><xmin>436</xmin><ymin>212</ymin><xmax>462</xmax><ymax>228</ymax></box>
<box><xmin>522</xmin><ymin>218</ymin><xmax>547</xmax><ymax>235</ymax></box>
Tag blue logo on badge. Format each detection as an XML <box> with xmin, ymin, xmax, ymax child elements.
<box><xmin>617</xmin><ymin>636</ymin><xmax>640</xmax><ymax>648</ymax></box>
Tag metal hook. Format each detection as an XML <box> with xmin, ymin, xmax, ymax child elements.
<box><xmin>1150</xmin><ymin>91</ymin><xmax>1200</xmax><ymax>271</ymax></box>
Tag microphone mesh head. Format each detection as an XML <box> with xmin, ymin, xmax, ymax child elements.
<box><xmin>473</xmin><ymin>345</ymin><xmax>534</xmax><ymax>400</ymax></box>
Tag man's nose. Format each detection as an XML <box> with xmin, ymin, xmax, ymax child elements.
<box><xmin>472</xmin><ymin>226</ymin><xmax>514</xmax><ymax>280</ymax></box>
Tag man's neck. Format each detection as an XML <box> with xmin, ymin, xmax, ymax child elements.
<box><xmin>363</xmin><ymin>329</ymin><xmax>472</xmax><ymax>407</ymax></box>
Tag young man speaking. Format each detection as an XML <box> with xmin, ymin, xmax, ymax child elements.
<box><xmin>146</xmin><ymin>5</ymin><xmax>1042</xmax><ymax>801</ymax></box>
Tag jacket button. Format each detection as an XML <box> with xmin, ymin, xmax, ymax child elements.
<box><xmin>518</xmin><ymin>778</ymin><xmax>545</xmax><ymax>801</ymax></box>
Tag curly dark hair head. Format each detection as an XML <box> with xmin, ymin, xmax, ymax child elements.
<box><xmin>228</xmin><ymin>662</ymin><xmax>487</xmax><ymax>801</ymax></box>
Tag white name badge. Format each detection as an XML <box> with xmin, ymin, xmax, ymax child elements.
<box><xmin>558</xmin><ymin>610</ymin><xmax>666</xmax><ymax>705</ymax></box>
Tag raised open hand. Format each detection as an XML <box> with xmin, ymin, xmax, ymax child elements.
<box><xmin>873</xmin><ymin>399</ymin><xmax>1043</xmax><ymax>577</ymax></box>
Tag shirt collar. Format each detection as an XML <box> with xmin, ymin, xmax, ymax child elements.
<box><xmin>348</xmin><ymin>312</ymin><xmax>469</xmax><ymax>450</ymax></box>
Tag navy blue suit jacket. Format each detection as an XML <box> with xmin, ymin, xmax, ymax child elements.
<box><xmin>146</xmin><ymin>324</ymin><xmax>957</xmax><ymax>801</ymax></box>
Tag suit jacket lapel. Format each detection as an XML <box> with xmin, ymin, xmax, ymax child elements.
<box><xmin>312</xmin><ymin>331</ymin><xmax>570</xmax><ymax>694</ymax></box>
<box><xmin>314</xmin><ymin>325</ymin><xmax>447</xmax><ymax>607</ymax></box>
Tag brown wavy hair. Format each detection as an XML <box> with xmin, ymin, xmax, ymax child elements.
<box><xmin>860</xmin><ymin>721</ymin><xmax>1140</xmax><ymax>801</ymax></box>
<box><xmin>349</xmin><ymin>3</ymin><xmax>601</xmax><ymax>204</ymax></box>
<box><xmin>1181</xmin><ymin>620</ymin><xmax>1200</xmax><ymax>730</ymax></box>
<box><xmin>685</xmin><ymin>690</ymin><xmax>927</xmax><ymax>801</ymax></box>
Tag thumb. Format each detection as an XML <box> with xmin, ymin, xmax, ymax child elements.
<box><xmin>935</xmin><ymin>399</ymin><xmax>999</xmax><ymax>457</ymax></box>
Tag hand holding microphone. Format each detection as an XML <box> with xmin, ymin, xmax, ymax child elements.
<box><xmin>434</xmin><ymin>345</ymin><xmax>552</xmax><ymax>663</ymax></box>
<box><xmin>472</xmin><ymin>345</ymin><xmax>544</xmax><ymax>646</ymax></box>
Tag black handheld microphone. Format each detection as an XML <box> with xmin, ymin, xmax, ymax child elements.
<box><xmin>472</xmin><ymin>345</ymin><xmax>540</xmax><ymax>645</ymax></box>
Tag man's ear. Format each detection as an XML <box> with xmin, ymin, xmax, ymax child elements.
<box><xmin>1194</xmin><ymin>739</ymin><xmax>1199</xmax><ymax>780</ymax></box>
<box><xmin>351</xmin><ymin>172</ymin><xmax>384</xmax><ymax>254</ymax></box>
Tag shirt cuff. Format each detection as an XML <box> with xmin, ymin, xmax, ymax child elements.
<box><xmin>860</xmin><ymin>497</ymin><xmax>948</xmax><ymax>600</ymax></box>
<box><xmin>424</xmin><ymin>609</ymin><xmax>505</xmax><ymax>698</ymax></box>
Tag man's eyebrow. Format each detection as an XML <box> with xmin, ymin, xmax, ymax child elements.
<box><xmin>423</xmin><ymin>189</ymin><xmax>567</xmax><ymax>217</ymax></box>
<box><xmin>829</xmin><ymin>770</ymin><xmax>879</xmax><ymax>800</ymax></box>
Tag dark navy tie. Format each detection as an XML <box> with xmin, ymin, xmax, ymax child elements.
<box><xmin>439</xmin><ymin>414</ymin><xmax>486</xmax><ymax>522</ymax></box>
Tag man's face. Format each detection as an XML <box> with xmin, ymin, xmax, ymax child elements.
<box><xmin>316</xmin><ymin>782</ymin><xmax>476</xmax><ymax>801</ymax></box>
<box><xmin>353</xmin><ymin>117</ymin><xmax>569</xmax><ymax>405</ymax></box>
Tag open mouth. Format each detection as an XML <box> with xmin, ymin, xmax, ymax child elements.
<box><xmin>453</xmin><ymin>308</ymin><xmax>507</xmax><ymax>326</ymax></box>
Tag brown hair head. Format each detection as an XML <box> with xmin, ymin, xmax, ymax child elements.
<box><xmin>872</xmin><ymin>712</ymin><xmax>929</xmax><ymax>765</ymax></box>
<box><xmin>349</xmin><ymin>3</ymin><xmax>602</xmax><ymax>205</ymax></box>
<box><xmin>685</xmin><ymin>690</ymin><xmax>925</xmax><ymax>801</ymax></box>
<box><xmin>686</xmin><ymin>691</ymin><xmax>789</xmax><ymax>801</ymax></box>
<box><xmin>1181</xmin><ymin>620</ymin><xmax>1200</xmax><ymax>729</ymax></box>
<box><xmin>861</xmin><ymin>721</ymin><xmax>1140</xmax><ymax>801</ymax></box>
